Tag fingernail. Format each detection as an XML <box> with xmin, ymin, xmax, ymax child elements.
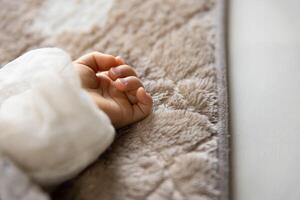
<box><xmin>116</xmin><ymin>56</ymin><xmax>125</xmax><ymax>64</ymax></box>
<box><xmin>128</xmin><ymin>95</ymin><xmax>137</xmax><ymax>103</ymax></box>
<box><xmin>111</xmin><ymin>67</ymin><xmax>121</xmax><ymax>76</ymax></box>
<box><xmin>119</xmin><ymin>78</ymin><xmax>128</xmax><ymax>85</ymax></box>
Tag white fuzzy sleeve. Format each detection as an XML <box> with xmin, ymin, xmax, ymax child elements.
<box><xmin>0</xmin><ymin>48</ymin><xmax>115</xmax><ymax>186</ymax></box>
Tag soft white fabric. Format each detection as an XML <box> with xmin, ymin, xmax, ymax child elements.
<box><xmin>0</xmin><ymin>48</ymin><xmax>115</xmax><ymax>186</ymax></box>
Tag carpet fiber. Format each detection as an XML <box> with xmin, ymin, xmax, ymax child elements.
<box><xmin>0</xmin><ymin>0</ymin><xmax>229</xmax><ymax>199</ymax></box>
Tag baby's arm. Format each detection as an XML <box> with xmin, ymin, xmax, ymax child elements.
<box><xmin>0</xmin><ymin>49</ymin><xmax>152</xmax><ymax>187</ymax></box>
<box><xmin>0</xmin><ymin>48</ymin><xmax>115</xmax><ymax>186</ymax></box>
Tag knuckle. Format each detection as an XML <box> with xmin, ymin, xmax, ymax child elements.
<box><xmin>120</xmin><ymin>65</ymin><xmax>137</xmax><ymax>75</ymax></box>
<box><xmin>131</xmin><ymin>76</ymin><xmax>140</xmax><ymax>82</ymax></box>
<box><xmin>128</xmin><ymin>66</ymin><xmax>137</xmax><ymax>75</ymax></box>
<box><xmin>120</xmin><ymin>64</ymin><xmax>131</xmax><ymax>69</ymax></box>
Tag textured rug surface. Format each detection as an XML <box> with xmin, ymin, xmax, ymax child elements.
<box><xmin>0</xmin><ymin>0</ymin><xmax>229</xmax><ymax>199</ymax></box>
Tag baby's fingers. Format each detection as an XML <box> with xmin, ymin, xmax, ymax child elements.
<box><xmin>108</xmin><ymin>65</ymin><xmax>137</xmax><ymax>80</ymax></box>
<box><xmin>114</xmin><ymin>76</ymin><xmax>143</xmax><ymax>91</ymax></box>
<box><xmin>75</xmin><ymin>52</ymin><xmax>122</xmax><ymax>72</ymax></box>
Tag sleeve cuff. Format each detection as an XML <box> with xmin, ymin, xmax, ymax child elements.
<box><xmin>0</xmin><ymin>48</ymin><xmax>115</xmax><ymax>186</ymax></box>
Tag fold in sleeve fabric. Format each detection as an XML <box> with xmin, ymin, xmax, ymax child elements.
<box><xmin>0</xmin><ymin>48</ymin><xmax>115</xmax><ymax>186</ymax></box>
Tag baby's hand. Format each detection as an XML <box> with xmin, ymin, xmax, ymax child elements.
<box><xmin>74</xmin><ymin>52</ymin><xmax>152</xmax><ymax>128</ymax></box>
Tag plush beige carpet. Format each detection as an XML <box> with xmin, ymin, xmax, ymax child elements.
<box><xmin>0</xmin><ymin>0</ymin><xmax>229</xmax><ymax>199</ymax></box>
